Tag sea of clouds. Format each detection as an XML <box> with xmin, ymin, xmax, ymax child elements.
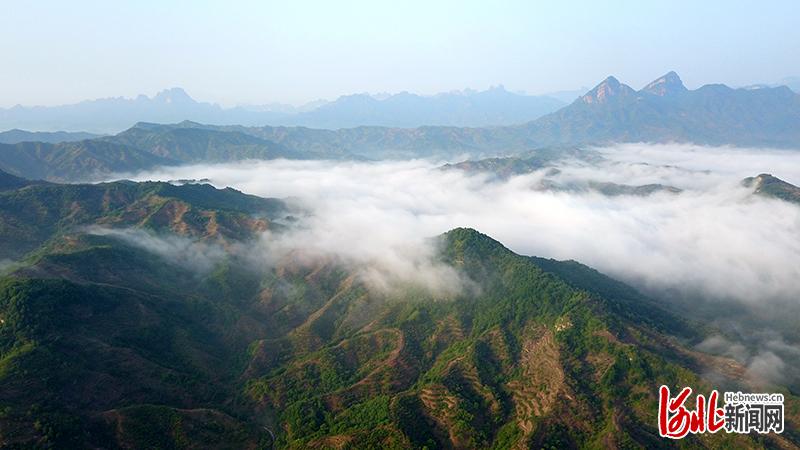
<box><xmin>115</xmin><ymin>143</ymin><xmax>800</xmax><ymax>305</ymax></box>
<box><xmin>107</xmin><ymin>143</ymin><xmax>800</xmax><ymax>385</ymax></box>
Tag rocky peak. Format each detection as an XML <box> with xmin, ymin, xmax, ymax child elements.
<box><xmin>581</xmin><ymin>76</ymin><xmax>635</xmax><ymax>104</ymax></box>
<box><xmin>153</xmin><ymin>87</ymin><xmax>195</xmax><ymax>104</ymax></box>
<box><xmin>641</xmin><ymin>71</ymin><xmax>687</xmax><ymax>96</ymax></box>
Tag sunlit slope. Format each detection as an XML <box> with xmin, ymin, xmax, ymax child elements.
<box><xmin>245</xmin><ymin>228</ymin><xmax>784</xmax><ymax>449</ymax></box>
<box><xmin>0</xmin><ymin>175</ymin><xmax>796</xmax><ymax>448</ymax></box>
<box><xmin>0</xmin><ymin>174</ymin><xmax>285</xmax><ymax>259</ymax></box>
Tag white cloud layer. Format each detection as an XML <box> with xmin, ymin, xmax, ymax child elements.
<box><xmin>86</xmin><ymin>226</ymin><xmax>227</xmax><ymax>274</ymax></box>
<box><xmin>117</xmin><ymin>144</ymin><xmax>800</xmax><ymax>307</ymax></box>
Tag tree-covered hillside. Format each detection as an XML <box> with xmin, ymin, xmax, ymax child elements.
<box><xmin>0</xmin><ymin>175</ymin><xmax>795</xmax><ymax>448</ymax></box>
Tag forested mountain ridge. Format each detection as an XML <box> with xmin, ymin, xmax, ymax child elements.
<box><xmin>3</xmin><ymin>72</ymin><xmax>799</xmax><ymax>182</ymax></box>
<box><xmin>0</xmin><ymin>174</ymin><xmax>795</xmax><ymax>448</ymax></box>
<box><xmin>0</xmin><ymin>169</ymin><xmax>287</xmax><ymax>259</ymax></box>
<box><xmin>0</xmin><ymin>129</ymin><xmax>100</xmax><ymax>144</ymax></box>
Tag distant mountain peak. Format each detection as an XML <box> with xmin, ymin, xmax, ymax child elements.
<box><xmin>641</xmin><ymin>71</ymin><xmax>687</xmax><ymax>96</ymax></box>
<box><xmin>742</xmin><ymin>173</ymin><xmax>800</xmax><ymax>204</ymax></box>
<box><xmin>130</xmin><ymin>121</ymin><xmax>164</xmax><ymax>130</ymax></box>
<box><xmin>176</xmin><ymin>120</ymin><xmax>204</xmax><ymax>127</ymax></box>
<box><xmin>581</xmin><ymin>76</ymin><xmax>635</xmax><ymax>104</ymax></box>
<box><xmin>743</xmin><ymin>173</ymin><xmax>789</xmax><ymax>190</ymax></box>
<box><xmin>153</xmin><ymin>87</ymin><xmax>195</xmax><ymax>104</ymax></box>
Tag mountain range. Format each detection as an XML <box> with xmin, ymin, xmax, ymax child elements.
<box><xmin>743</xmin><ymin>76</ymin><xmax>800</xmax><ymax>94</ymax></box>
<box><xmin>189</xmin><ymin>72</ymin><xmax>800</xmax><ymax>152</ymax></box>
<box><xmin>0</xmin><ymin>123</ymin><xmax>341</xmax><ymax>182</ymax></box>
<box><xmin>0</xmin><ymin>129</ymin><xmax>100</xmax><ymax>144</ymax></box>
<box><xmin>1</xmin><ymin>72</ymin><xmax>799</xmax><ymax>183</ymax></box>
<box><xmin>521</xmin><ymin>72</ymin><xmax>800</xmax><ymax>147</ymax></box>
<box><xmin>6</xmin><ymin>72</ymin><xmax>798</xmax><ymax>141</ymax></box>
<box><xmin>0</xmin><ymin>87</ymin><xmax>566</xmax><ymax>134</ymax></box>
<box><xmin>278</xmin><ymin>87</ymin><xmax>565</xmax><ymax>129</ymax></box>
<box><xmin>0</xmin><ymin>170</ymin><xmax>795</xmax><ymax>448</ymax></box>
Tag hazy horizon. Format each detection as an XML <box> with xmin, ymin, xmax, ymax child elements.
<box><xmin>1</xmin><ymin>71</ymin><xmax>790</xmax><ymax>110</ymax></box>
<box><xmin>2</xmin><ymin>0</ymin><xmax>799</xmax><ymax>108</ymax></box>
<box><xmin>0</xmin><ymin>84</ymin><xmax>576</xmax><ymax>110</ymax></box>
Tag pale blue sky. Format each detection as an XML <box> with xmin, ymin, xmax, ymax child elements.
<box><xmin>1</xmin><ymin>0</ymin><xmax>798</xmax><ymax>107</ymax></box>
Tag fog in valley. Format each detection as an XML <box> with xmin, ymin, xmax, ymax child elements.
<box><xmin>109</xmin><ymin>143</ymin><xmax>800</xmax><ymax>385</ymax></box>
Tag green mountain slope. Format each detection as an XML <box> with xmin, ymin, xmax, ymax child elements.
<box><xmin>0</xmin><ymin>123</ymin><xmax>342</xmax><ymax>182</ymax></box>
<box><xmin>106</xmin><ymin>123</ymin><xmax>307</xmax><ymax>162</ymax></box>
<box><xmin>0</xmin><ymin>172</ymin><xmax>795</xmax><ymax>450</ymax></box>
<box><xmin>0</xmin><ymin>139</ymin><xmax>176</xmax><ymax>182</ymax></box>
<box><xmin>0</xmin><ymin>178</ymin><xmax>286</xmax><ymax>260</ymax></box>
<box><xmin>0</xmin><ymin>168</ymin><xmax>38</xmax><ymax>191</ymax></box>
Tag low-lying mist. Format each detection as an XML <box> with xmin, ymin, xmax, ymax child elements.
<box><xmin>86</xmin><ymin>226</ymin><xmax>229</xmax><ymax>274</ymax></box>
<box><xmin>112</xmin><ymin>143</ymin><xmax>800</xmax><ymax>385</ymax></box>
<box><xmin>118</xmin><ymin>143</ymin><xmax>800</xmax><ymax>304</ymax></box>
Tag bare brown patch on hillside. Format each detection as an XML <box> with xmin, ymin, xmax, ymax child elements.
<box><xmin>505</xmin><ymin>328</ymin><xmax>565</xmax><ymax>447</ymax></box>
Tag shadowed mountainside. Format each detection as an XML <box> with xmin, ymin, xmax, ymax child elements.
<box><xmin>0</xmin><ymin>129</ymin><xmax>100</xmax><ymax>144</ymax></box>
<box><xmin>743</xmin><ymin>173</ymin><xmax>800</xmax><ymax>205</ymax></box>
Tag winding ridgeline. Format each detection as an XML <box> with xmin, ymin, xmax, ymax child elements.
<box><xmin>0</xmin><ymin>170</ymin><xmax>797</xmax><ymax>448</ymax></box>
<box><xmin>1</xmin><ymin>72</ymin><xmax>799</xmax><ymax>182</ymax></box>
